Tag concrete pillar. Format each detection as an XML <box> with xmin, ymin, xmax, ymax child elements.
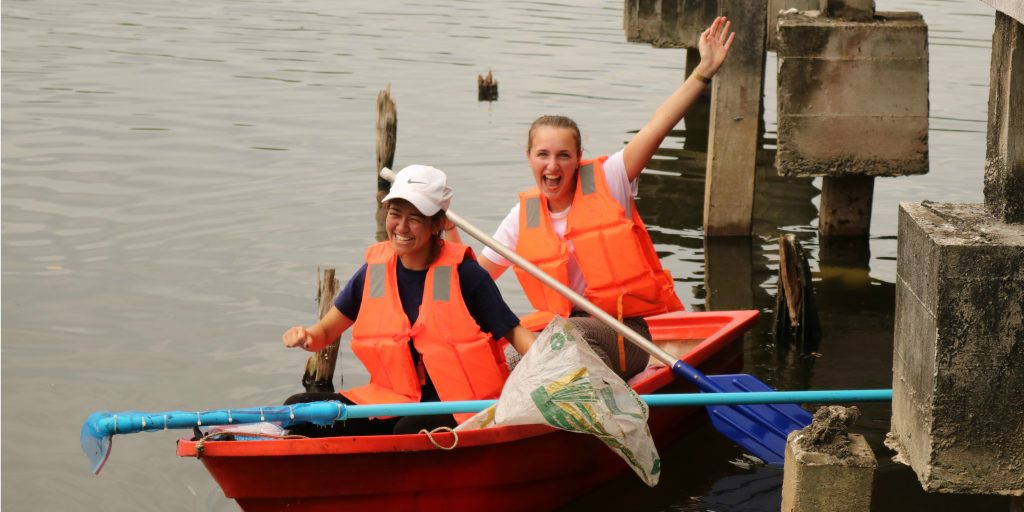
<box><xmin>767</xmin><ymin>0</ymin><xmax>820</xmax><ymax>52</ymax></box>
<box><xmin>624</xmin><ymin>0</ymin><xmax>716</xmax><ymax>48</ymax></box>
<box><xmin>776</xmin><ymin>11</ymin><xmax>928</xmax><ymax>179</ymax></box>
<box><xmin>704</xmin><ymin>0</ymin><xmax>766</xmax><ymax>236</ymax></box>
<box><xmin>819</xmin><ymin>175</ymin><xmax>874</xmax><ymax>238</ymax></box>
<box><xmin>889</xmin><ymin>202</ymin><xmax>1024</xmax><ymax>495</ymax></box>
<box><xmin>823</xmin><ymin>0</ymin><xmax>874</xmax><ymax>22</ymax></box>
<box><xmin>781</xmin><ymin>406</ymin><xmax>877</xmax><ymax>512</ymax></box>
<box><xmin>777</xmin><ymin>11</ymin><xmax>928</xmax><ymax>239</ymax></box>
<box><xmin>985</xmin><ymin>11</ymin><xmax>1024</xmax><ymax>224</ymax></box>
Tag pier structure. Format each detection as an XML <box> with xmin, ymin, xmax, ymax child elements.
<box><xmin>776</xmin><ymin>3</ymin><xmax>929</xmax><ymax>244</ymax></box>
<box><xmin>625</xmin><ymin>0</ymin><xmax>767</xmax><ymax>237</ymax></box>
<box><xmin>625</xmin><ymin>0</ymin><xmax>929</xmax><ymax>244</ymax></box>
<box><xmin>889</xmin><ymin>2</ymin><xmax>1023</xmax><ymax>500</ymax></box>
<box><xmin>781</xmin><ymin>406</ymin><xmax>877</xmax><ymax>512</ymax></box>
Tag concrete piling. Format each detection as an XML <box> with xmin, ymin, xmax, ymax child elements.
<box><xmin>776</xmin><ymin>10</ymin><xmax>929</xmax><ymax>237</ymax></box>
<box><xmin>781</xmin><ymin>406</ymin><xmax>877</xmax><ymax>512</ymax></box>
<box><xmin>624</xmin><ymin>0</ymin><xmax>716</xmax><ymax>49</ymax></box>
<box><xmin>889</xmin><ymin>202</ymin><xmax>1024</xmax><ymax>495</ymax></box>
<box><xmin>767</xmin><ymin>0</ymin><xmax>820</xmax><ymax>52</ymax></box>
<box><xmin>824</xmin><ymin>0</ymin><xmax>875</xmax><ymax>21</ymax></box>
<box><xmin>889</xmin><ymin>5</ymin><xmax>1024</xmax><ymax>498</ymax></box>
<box><xmin>984</xmin><ymin>10</ymin><xmax>1023</xmax><ymax>224</ymax></box>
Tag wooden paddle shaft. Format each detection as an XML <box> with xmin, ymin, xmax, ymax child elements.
<box><xmin>380</xmin><ymin>167</ymin><xmax>676</xmax><ymax>367</ymax></box>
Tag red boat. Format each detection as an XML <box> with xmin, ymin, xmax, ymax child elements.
<box><xmin>176</xmin><ymin>309</ymin><xmax>758</xmax><ymax>512</ymax></box>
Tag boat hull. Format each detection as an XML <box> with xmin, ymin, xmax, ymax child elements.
<box><xmin>176</xmin><ymin>310</ymin><xmax>758</xmax><ymax>512</ymax></box>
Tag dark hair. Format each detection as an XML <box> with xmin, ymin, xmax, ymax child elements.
<box><xmin>527</xmin><ymin>115</ymin><xmax>582</xmax><ymax>155</ymax></box>
<box><xmin>428</xmin><ymin>210</ymin><xmax>448</xmax><ymax>265</ymax></box>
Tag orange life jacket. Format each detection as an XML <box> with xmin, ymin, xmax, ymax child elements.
<box><xmin>514</xmin><ymin>156</ymin><xmax>683</xmax><ymax>330</ymax></box>
<box><xmin>341</xmin><ymin>241</ymin><xmax>509</xmax><ymax>423</ymax></box>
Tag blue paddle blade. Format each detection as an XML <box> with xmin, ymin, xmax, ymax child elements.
<box><xmin>704</xmin><ymin>374</ymin><xmax>813</xmax><ymax>465</ymax></box>
<box><xmin>81</xmin><ymin>411</ymin><xmax>113</xmax><ymax>475</ymax></box>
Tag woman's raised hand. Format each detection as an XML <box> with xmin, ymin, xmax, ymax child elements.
<box><xmin>696</xmin><ymin>16</ymin><xmax>736</xmax><ymax>78</ymax></box>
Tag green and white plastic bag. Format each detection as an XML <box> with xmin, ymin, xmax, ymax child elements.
<box><xmin>456</xmin><ymin>316</ymin><xmax>660</xmax><ymax>486</ymax></box>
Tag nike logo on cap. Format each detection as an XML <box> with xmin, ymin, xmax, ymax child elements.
<box><xmin>407</xmin><ymin>179</ymin><xmax>428</xmax><ymax>185</ymax></box>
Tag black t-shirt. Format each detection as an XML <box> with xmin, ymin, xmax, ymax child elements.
<box><xmin>334</xmin><ymin>256</ymin><xmax>520</xmax><ymax>402</ymax></box>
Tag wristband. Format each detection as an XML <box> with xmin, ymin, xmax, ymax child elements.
<box><xmin>692</xmin><ymin>70</ymin><xmax>712</xmax><ymax>84</ymax></box>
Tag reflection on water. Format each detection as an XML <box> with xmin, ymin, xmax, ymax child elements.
<box><xmin>1</xmin><ymin>0</ymin><xmax>1007</xmax><ymax>510</ymax></box>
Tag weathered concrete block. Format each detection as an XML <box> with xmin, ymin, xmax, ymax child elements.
<box><xmin>624</xmin><ymin>0</ymin><xmax>716</xmax><ymax>48</ymax></box>
<box><xmin>826</xmin><ymin>0</ymin><xmax>875</xmax><ymax>21</ymax></box>
<box><xmin>890</xmin><ymin>202</ymin><xmax>1024</xmax><ymax>496</ymax></box>
<box><xmin>781</xmin><ymin>426</ymin><xmax>876</xmax><ymax>512</ymax></box>
<box><xmin>767</xmin><ymin>0</ymin><xmax>819</xmax><ymax>52</ymax></box>
<box><xmin>776</xmin><ymin>12</ymin><xmax>929</xmax><ymax>177</ymax></box>
<box><xmin>985</xmin><ymin>11</ymin><xmax>1024</xmax><ymax>224</ymax></box>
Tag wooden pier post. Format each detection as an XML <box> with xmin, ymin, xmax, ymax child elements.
<box><xmin>704</xmin><ymin>0</ymin><xmax>767</xmax><ymax>236</ymax></box>
<box><xmin>623</xmin><ymin>0</ymin><xmax>763</xmax><ymax>235</ymax></box>
<box><xmin>773</xmin><ymin>234</ymin><xmax>821</xmax><ymax>354</ymax></box>
<box><xmin>376</xmin><ymin>85</ymin><xmax>397</xmax><ymax>242</ymax></box>
<box><xmin>302</xmin><ymin>268</ymin><xmax>342</xmax><ymax>392</ymax></box>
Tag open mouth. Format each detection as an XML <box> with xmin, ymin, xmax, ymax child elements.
<box><xmin>542</xmin><ymin>174</ymin><xmax>562</xmax><ymax>190</ymax></box>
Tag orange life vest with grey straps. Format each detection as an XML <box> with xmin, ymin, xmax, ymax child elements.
<box><xmin>514</xmin><ymin>156</ymin><xmax>683</xmax><ymax>330</ymax></box>
<box><xmin>341</xmin><ymin>241</ymin><xmax>509</xmax><ymax>422</ymax></box>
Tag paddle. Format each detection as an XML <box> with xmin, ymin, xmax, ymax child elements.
<box><xmin>380</xmin><ymin>167</ymin><xmax>814</xmax><ymax>465</ymax></box>
<box><xmin>82</xmin><ymin>389</ymin><xmax>891</xmax><ymax>474</ymax></box>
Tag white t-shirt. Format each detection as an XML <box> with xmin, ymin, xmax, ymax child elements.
<box><xmin>481</xmin><ymin>149</ymin><xmax>640</xmax><ymax>296</ymax></box>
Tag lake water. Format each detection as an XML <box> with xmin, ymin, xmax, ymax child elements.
<box><xmin>1</xmin><ymin>0</ymin><xmax>1009</xmax><ymax>510</ymax></box>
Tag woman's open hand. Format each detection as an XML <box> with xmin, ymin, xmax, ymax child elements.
<box><xmin>696</xmin><ymin>16</ymin><xmax>736</xmax><ymax>78</ymax></box>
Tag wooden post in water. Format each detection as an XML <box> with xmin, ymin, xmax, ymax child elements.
<box><xmin>376</xmin><ymin>85</ymin><xmax>397</xmax><ymax>242</ymax></box>
<box><xmin>704</xmin><ymin>0</ymin><xmax>767</xmax><ymax>236</ymax></box>
<box><xmin>477</xmin><ymin>70</ymin><xmax>498</xmax><ymax>101</ymax></box>
<box><xmin>302</xmin><ymin>268</ymin><xmax>342</xmax><ymax>392</ymax></box>
<box><xmin>773</xmin><ymin>234</ymin><xmax>821</xmax><ymax>354</ymax></box>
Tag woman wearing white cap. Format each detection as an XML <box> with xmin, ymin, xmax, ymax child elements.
<box><xmin>479</xmin><ymin>17</ymin><xmax>735</xmax><ymax>381</ymax></box>
<box><xmin>282</xmin><ymin>165</ymin><xmax>535</xmax><ymax>436</ymax></box>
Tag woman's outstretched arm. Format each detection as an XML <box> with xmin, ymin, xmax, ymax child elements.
<box><xmin>282</xmin><ymin>307</ymin><xmax>354</xmax><ymax>352</ymax></box>
<box><xmin>622</xmin><ymin>16</ymin><xmax>736</xmax><ymax>181</ymax></box>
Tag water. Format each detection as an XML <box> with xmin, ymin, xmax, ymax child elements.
<box><xmin>1</xmin><ymin>0</ymin><xmax>1008</xmax><ymax>510</ymax></box>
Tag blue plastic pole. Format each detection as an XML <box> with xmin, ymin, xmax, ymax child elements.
<box><xmin>87</xmin><ymin>389</ymin><xmax>893</xmax><ymax>438</ymax></box>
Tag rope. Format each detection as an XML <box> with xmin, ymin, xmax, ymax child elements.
<box><xmin>616</xmin><ymin>294</ymin><xmax>627</xmax><ymax>373</ymax></box>
<box><xmin>192</xmin><ymin>431</ymin><xmax>309</xmax><ymax>459</ymax></box>
<box><xmin>419</xmin><ymin>426</ymin><xmax>459</xmax><ymax>450</ymax></box>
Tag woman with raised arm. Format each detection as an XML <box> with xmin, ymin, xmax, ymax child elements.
<box><xmin>479</xmin><ymin>17</ymin><xmax>735</xmax><ymax>381</ymax></box>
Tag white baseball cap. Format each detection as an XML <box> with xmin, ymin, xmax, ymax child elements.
<box><xmin>382</xmin><ymin>164</ymin><xmax>453</xmax><ymax>216</ymax></box>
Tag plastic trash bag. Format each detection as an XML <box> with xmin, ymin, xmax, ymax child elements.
<box><xmin>457</xmin><ymin>316</ymin><xmax>660</xmax><ymax>486</ymax></box>
<box><xmin>206</xmin><ymin>422</ymin><xmax>286</xmax><ymax>441</ymax></box>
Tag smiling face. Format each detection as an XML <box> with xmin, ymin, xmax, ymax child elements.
<box><xmin>385</xmin><ymin>199</ymin><xmax>440</xmax><ymax>270</ymax></box>
<box><xmin>526</xmin><ymin>125</ymin><xmax>582</xmax><ymax>213</ymax></box>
